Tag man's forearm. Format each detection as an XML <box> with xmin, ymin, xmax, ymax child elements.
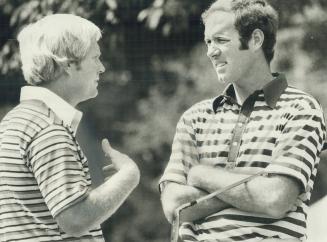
<box><xmin>188</xmin><ymin>166</ymin><xmax>300</xmax><ymax>218</ymax></box>
<box><xmin>179</xmin><ymin>196</ymin><xmax>230</xmax><ymax>223</ymax></box>
<box><xmin>161</xmin><ymin>182</ymin><xmax>229</xmax><ymax>224</ymax></box>
<box><xmin>56</xmin><ymin>164</ymin><xmax>140</xmax><ymax>236</ymax></box>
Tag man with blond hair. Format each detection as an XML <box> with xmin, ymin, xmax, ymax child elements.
<box><xmin>160</xmin><ymin>0</ymin><xmax>326</xmax><ymax>241</ymax></box>
<box><xmin>0</xmin><ymin>14</ymin><xmax>140</xmax><ymax>242</ymax></box>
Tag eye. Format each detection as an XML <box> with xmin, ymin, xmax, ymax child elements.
<box><xmin>93</xmin><ymin>56</ymin><xmax>101</xmax><ymax>62</ymax></box>
<box><xmin>204</xmin><ymin>39</ymin><xmax>211</xmax><ymax>46</ymax></box>
<box><xmin>214</xmin><ymin>37</ymin><xmax>229</xmax><ymax>44</ymax></box>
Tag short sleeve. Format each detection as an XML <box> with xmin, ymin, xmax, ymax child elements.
<box><xmin>265</xmin><ymin>107</ymin><xmax>326</xmax><ymax>192</ymax></box>
<box><xmin>159</xmin><ymin>114</ymin><xmax>199</xmax><ymax>192</ymax></box>
<box><xmin>26</xmin><ymin>124</ymin><xmax>89</xmax><ymax>217</ymax></box>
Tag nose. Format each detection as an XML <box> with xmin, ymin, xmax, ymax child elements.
<box><xmin>207</xmin><ymin>45</ymin><xmax>221</xmax><ymax>58</ymax></box>
<box><xmin>98</xmin><ymin>61</ymin><xmax>105</xmax><ymax>74</ymax></box>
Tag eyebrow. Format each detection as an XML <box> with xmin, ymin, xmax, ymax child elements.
<box><xmin>204</xmin><ymin>35</ymin><xmax>230</xmax><ymax>41</ymax></box>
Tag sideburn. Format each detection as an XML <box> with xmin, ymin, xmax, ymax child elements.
<box><xmin>238</xmin><ymin>37</ymin><xmax>250</xmax><ymax>50</ymax></box>
<box><xmin>71</xmin><ymin>61</ymin><xmax>82</xmax><ymax>71</ymax></box>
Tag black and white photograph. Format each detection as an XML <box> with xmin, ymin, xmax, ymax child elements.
<box><xmin>0</xmin><ymin>0</ymin><xmax>326</xmax><ymax>242</ymax></box>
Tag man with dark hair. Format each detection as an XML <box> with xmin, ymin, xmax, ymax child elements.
<box><xmin>160</xmin><ymin>0</ymin><xmax>326</xmax><ymax>241</ymax></box>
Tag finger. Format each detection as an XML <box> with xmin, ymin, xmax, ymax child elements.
<box><xmin>104</xmin><ymin>176</ymin><xmax>111</xmax><ymax>182</ymax></box>
<box><xmin>102</xmin><ymin>165</ymin><xmax>117</xmax><ymax>178</ymax></box>
<box><xmin>103</xmin><ymin>170</ymin><xmax>117</xmax><ymax>178</ymax></box>
<box><xmin>102</xmin><ymin>138</ymin><xmax>122</xmax><ymax>158</ymax></box>
<box><xmin>102</xmin><ymin>138</ymin><xmax>113</xmax><ymax>157</ymax></box>
<box><xmin>102</xmin><ymin>164</ymin><xmax>116</xmax><ymax>172</ymax></box>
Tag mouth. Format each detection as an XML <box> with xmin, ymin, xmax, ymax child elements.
<box><xmin>215</xmin><ymin>62</ymin><xmax>227</xmax><ymax>68</ymax></box>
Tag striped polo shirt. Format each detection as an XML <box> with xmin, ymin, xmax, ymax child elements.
<box><xmin>0</xmin><ymin>86</ymin><xmax>104</xmax><ymax>242</ymax></box>
<box><xmin>160</xmin><ymin>74</ymin><xmax>326</xmax><ymax>241</ymax></box>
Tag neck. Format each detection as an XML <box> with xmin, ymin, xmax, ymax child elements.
<box><xmin>233</xmin><ymin>61</ymin><xmax>273</xmax><ymax>105</ymax></box>
<box><xmin>42</xmin><ymin>77</ymin><xmax>80</xmax><ymax>107</ymax></box>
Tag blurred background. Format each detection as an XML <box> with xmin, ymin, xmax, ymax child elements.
<box><xmin>0</xmin><ymin>0</ymin><xmax>326</xmax><ymax>241</ymax></box>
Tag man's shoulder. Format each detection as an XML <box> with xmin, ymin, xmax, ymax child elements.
<box><xmin>281</xmin><ymin>86</ymin><xmax>323</xmax><ymax>111</ymax></box>
<box><xmin>182</xmin><ymin>98</ymin><xmax>216</xmax><ymax>118</ymax></box>
<box><xmin>1</xmin><ymin>100</ymin><xmax>66</xmax><ymax>135</ymax></box>
<box><xmin>16</xmin><ymin>100</ymin><xmax>58</xmax><ymax>123</ymax></box>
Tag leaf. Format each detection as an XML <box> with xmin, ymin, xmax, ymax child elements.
<box><xmin>137</xmin><ymin>9</ymin><xmax>149</xmax><ymax>22</ymax></box>
<box><xmin>105</xmin><ymin>0</ymin><xmax>117</xmax><ymax>10</ymax></box>
<box><xmin>153</xmin><ymin>0</ymin><xmax>164</xmax><ymax>8</ymax></box>
<box><xmin>148</xmin><ymin>8</ymin><xmax>163</xmax><ymax>29</ymax></box>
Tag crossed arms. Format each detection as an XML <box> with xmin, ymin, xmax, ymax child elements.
<box><xmin>161</xmin><ymin>167</ymin><xmax>300</xmax><ymax>223</ymax></box>
<box><xmin>161</xmin><ymin>107</ymin><xmax>325</xmax><ymax>224</ymax></box>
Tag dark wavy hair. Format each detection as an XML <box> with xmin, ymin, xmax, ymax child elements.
<box><xmin>202</xmin><ymin>0</ymin><xmax>278</xmax><ymax>64</ymax></box>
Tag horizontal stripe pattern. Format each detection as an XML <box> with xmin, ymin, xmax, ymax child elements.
<box><xmin>0</xmin><ymin>100</ymin><xmax>104</xmax><ymax>241</ymax></box>
<box><xmin>160</xmin><ymin>85</ymin><xmax>326</xmax><ymax>241</ymax></box>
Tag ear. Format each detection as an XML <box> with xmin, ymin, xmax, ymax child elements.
<box><xmin>249</xmin><ymin>28</ymin><xmax>264</xmax><ymax>51</ymax></box>
<box><xmin>63</xmin><ymin>61</ymin><xmax>74</xmax><ymax>76</ymax></box>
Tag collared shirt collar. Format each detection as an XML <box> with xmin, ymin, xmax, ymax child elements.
<box><xmin>262</xmin><ymin>73</ymin><xmax>288</xmax><ymax>108</ymax></box>
<box><xmin>20</xmin><ymin>86</ymin><xmax>83</xmax><ymax>133</ymax></box>
<box><xmin>212</xmin><ymin>73</ymin><xmax>288</xmax><ymax>112</ymax></box>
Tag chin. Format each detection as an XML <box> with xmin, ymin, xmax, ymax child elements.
<box><xmin>216</xmin><ymin>73</ymin><xmax>227</xmax><ymax>84</ymax></box>
<box><xmin>91</xmin><ymin>92</ymin><xmax>98</xmax><ymax>98</ymax></box>
<box><xmin>84</xmin><ymin>92</ymin><xmax>98</xmax><ymax>101</ymax></box>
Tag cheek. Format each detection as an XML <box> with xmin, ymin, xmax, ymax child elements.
<box><xmin>84</xmin><ymin>67</ymin><xmax>95</xmax><ymax>76</ymax></box>
<box><xmin>229</xmin><ymin>52</ymin><xmax>245</xmax><ymax>67</ymax></box>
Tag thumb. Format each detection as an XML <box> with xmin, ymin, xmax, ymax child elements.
<box><xmin>101</xmin><ymin>138</ymin><xmax>112</xmax><ymax>157</ymax></box>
